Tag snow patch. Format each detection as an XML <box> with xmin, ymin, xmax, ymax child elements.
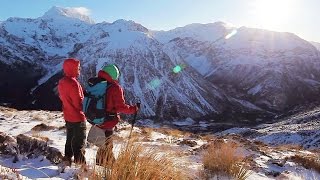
<box><xmin>248</xmin><ymin>84</ymin><xmax>263</xmax><ymax>95</ymax></box>
<box><xmin>173</xmin><ymin>118</ymin><xmax>195</xmax><ymax>126</ymax></box>
<box><xmin>42</xmin><ymin>6</ymin><xmax>94</xmax><ymax>24</ymax></box>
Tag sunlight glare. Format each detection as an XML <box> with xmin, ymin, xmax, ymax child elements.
<box><xmin>251</xmin><ymin>0</ymin><xmax>296</xmax><ymax>29</ymax></box>
<box><xmin>225</xmin><ymin>29</ymin><xmax>237</xmax><ymax>39</ymax></box>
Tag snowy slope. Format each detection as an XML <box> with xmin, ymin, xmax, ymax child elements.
<box><xmin>0</xmin><ymin>106</ymin><xmax>319</xmax><ymax>179</ymax></box>
<box><xmin>153</xmin><ymin>23</ymin><xmax>320</xmax><ymax>112</ymax></box>
<box><xmin>1</xmin><ymin>7</ymin><xmax>240</xmax><ymax>120</ymax></box>
<box><xmin>42</xmin><ymin>6</ymin><xmax>95</xmax><ymax>24</ymax></box>
<box><xmin>2</xmin><ymin>6</ymin><xmax>320</xmax><ymax>121</ymax></box>
<box><xmin>74</xmin><ymin>21</ymin><xmax>229</xmax><ymax>119</ymax></box>
<box><xmin>151</xmin><ymin>21</ymin><xmax>236</xmax><ymax>44</ymax></box>
<box><xmin>311</xmin><ymin>41</ymin><xmax>320</xmax><ymax>51</ymax></box>
<box><xmin>1</xmin><ymin>6</ymin><xmax>92</xmax><ymax>60</ymax></box>
<box><xmin>218</xmin><ymin>106</ymin><xmax>320</xmax><ymax>150</ymax></box>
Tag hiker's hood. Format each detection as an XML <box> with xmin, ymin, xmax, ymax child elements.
<box><xmin>63</xmin><ymin>58</ymin><xmax>80</xmax><ymax>77</ymax></box>
<box><xmin>98</xmin><ymin>70</ymin><xmax>117</xmax><ymax>83</ymax></box>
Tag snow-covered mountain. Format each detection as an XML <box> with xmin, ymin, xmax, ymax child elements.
<box><xmin>0</xmin><ymin>6</ymin><xmax>93</xmax><ymax>108</ymax></box>
<box><xmin>42</xmin><ymin>6</ymin><xmax>95</xmax><ymax>24</ymax></box>
<box><xmin>219</xmin><ymin>105</ymin><xmax>320</xmax><ymax>150</ymax></box>
<box><xmin>311</xmin><ymin>41</ymin><xmax>320</xmax><ymax>51</ymax></box>
<box><xmin>0</xmin><ymin>7</ymin><xmax>238</xmax><ymax>120</ymax></box>
<box><xmin>1</xmin><ymin>7</ymin><xmax>320</xmax><ymax>121</ymax></box>
<box><xmin>0</xmin><ymin>106</ymin><xmax>319</xmax><ymax>179</ymax></box>
<box><xmin>153</xmin><ymin>24</ymin><xmax>320</xmax><ymax>112</ymax></box>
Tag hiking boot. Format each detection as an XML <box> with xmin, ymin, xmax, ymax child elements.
<box><xmin>80</xmin><ymin>164</ymin><xmax>89</xmax><ymax>172</ymax></box>
<box><xmin>62</xmin><ymin>156</ymin><xmax>72</xmax><ymax>167</ymax></box>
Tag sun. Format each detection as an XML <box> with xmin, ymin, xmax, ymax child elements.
<box><xmin>251</xmin><ymin>0</ymin><xmax>296</xmax><ymax>30</ymax></box>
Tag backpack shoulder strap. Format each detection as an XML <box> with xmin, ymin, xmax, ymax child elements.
<box><xmin>88</xmin><ymin>77</ymin><xmax>105</xmax><ymax>87</ymax></box>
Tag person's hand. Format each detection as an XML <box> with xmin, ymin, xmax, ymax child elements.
<box><xmin>136</xmin><ymin>102</ymin><xmax>141</xmax><ymax>112</ymax></box>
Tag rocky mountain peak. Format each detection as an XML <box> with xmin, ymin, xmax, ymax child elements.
<box><xmin>110</xmin><ymin>19</ymin><xmax>148</xmax><ymax>33</ymax></box>
<box><xmin>41</xmin><ymin>6</ymin><xmax>95</xmax><ymax>24</ymax></box>
<box><xmin>151</xmin><ymin>21</ymin><xmax>237</xmax><ymax>44</ymax></box>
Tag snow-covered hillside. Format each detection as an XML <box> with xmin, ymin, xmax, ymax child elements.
<box><xmin>153</xmin><ymin>24</ymin><xmax>320</xmax><ymax>112</ymax></box>
<box><xmin>219</xmin><ymin>105</ymin><xmax>320</xmax><ymax>150</ymax></box>
<box><xmin>0</xmin><ymin>106</ymin><xmax>319</xmax><ymax>179</ymax></box>
<box><xmin>0</xmin><ymin>6</ymin><xmax>260</xmax><ymax>120</ymax></box>
<box><xmin>2</xmin><ymin>6</ymin><xmax>320</xmax><ymax>121</ymax></box>
<box><xmin>311</xmin><ymin>41</ymin><xmax>320</xmax><ymax>51</ymax></box>
<box><xmin>150</xmin><ymin>21</ymin><xmax>235</xmax><ymax>44</ymax></box>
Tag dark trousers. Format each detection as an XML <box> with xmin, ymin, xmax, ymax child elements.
<box><xmin>65</xmin><ymin>121</ymin><xmax>86</xmax><ymax>164</ymax></box>
<box><xmin>96</xmin><ymin>130</ymin><xmax>115</xmax><ymax>166</ymax></box>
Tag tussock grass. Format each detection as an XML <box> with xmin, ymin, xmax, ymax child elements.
<box><xmin>158</xmin><ymin>128</ymin><xmax>190</xmax><ymax>138</ymax></box>
<box><xmin>140</xmin><ymin>127</ymin><xmax>154</xmax><ymax>138</ymax></box>
<box><xmin>289</xmin><ymin>154</ymin><xmax>320</xmax><ymax>173</ymax></box>
<box><xmin>275</xmin><ymin>144</ymin><xmax>303</xmax><ymax>151</ymax></box>
<box><xmin>30</xmin><ymin>132</ymin><xmax>49</xmax><ymax>142</ymax></box>
<box><xmin>201</xmin><ymin>134</ymin><xmax>217</xmax><ymax>141</ymax></box>
<box><xmin>89</xmin><ymin>140</ymin><xmax>187</xmax><ymax>180</ymax></box>
<box><xmin>0</xmin><ymin>166</ymin><xmax>22</xmax><ymax>179</ymax></box>
<box><xmin>142</xmin><ymin>127</ymin><xmax>190</xmax><ymax>138</ymax></box>
<box><xmin>32</xmin><ymin>114</ymin><xmax>46</xmax><ymax>122</ymax></box>
<box><xmin>31</xmin><ymin>123</ymin><xmax>55</xmax><ymax>131</ymax></box>
<box><xmin>201</xmin><ymin>141</ymin><xmax>252</xmax><ymax>180</ymax></box>
<box><xmin>0</xmin><ymin>106</ymin><xmax>17</xmax><ymax>112</ymax></box>
<box><xmin>0</xmin><ymin>110</ymin><xmax>15</xmax><ymax>118</ymax></box>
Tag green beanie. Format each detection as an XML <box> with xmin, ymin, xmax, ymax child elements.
<box><xmin>102</xmin><ymin>64</ymin><xmax>120</xmax><ymax>80</ymax></box>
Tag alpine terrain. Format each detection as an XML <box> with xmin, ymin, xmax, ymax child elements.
<box><xmin>1</xmin><ymin>7</ymin><xmax>320</xmax><ymax>125</ymax></box>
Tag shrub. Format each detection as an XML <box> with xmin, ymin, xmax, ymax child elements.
<box><xmin>89</xmin><ymin>140</ymin><xmax>187</xmax><ymax>180</ymax></box>
<box><xmin>0</xmin><ymin>166</ymin><xmax>22</xmax><ymax>180</ymax></box>
<box><xmin>290</xmin><ymin>154</ymin><xmax>320</xmax><ymax>173</ymax></box>
<box><xmin>201</xmin><ymin>141</ymin><xmax>251</xmax><ymax>180</ymax></box>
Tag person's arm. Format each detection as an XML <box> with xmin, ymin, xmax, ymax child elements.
<box><xmin>112</xmin><ymin>85</ymin><xmax>137</xmax><ymax>114</ymax></box>
<box><xmin>69</xmin><ymin>79</ymin><xmax>84</xmax><ymax>112</ymax></box>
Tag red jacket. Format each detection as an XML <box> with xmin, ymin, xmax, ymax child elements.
<box><xmin>97</xmin><ymin>70</ymin><xmax>137</xmax><ymax>129</ymax></box>
<box><xmin>58</xmin><ymin>58</ymin><xmax>86</xmax><ymax>122</ymax></box>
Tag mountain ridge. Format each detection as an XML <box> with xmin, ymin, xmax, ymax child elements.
<box><xmin>1</xmin><ymin>7</ymin><xmax>320</xmax><ymax>122</ymax></box>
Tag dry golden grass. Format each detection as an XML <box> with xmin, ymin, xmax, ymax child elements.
<box><xmin>0</xmin><ymin>106</ymin><xmax>17</xmax><ymax>112</ymax></box>
<box><xmin>1</xmin><ymin>110</ymin><xmax>15</xmax><ymax>118</ymax></box>
<box><xmin>289</xmin><ymin>154</ymin><xmax>320</xmax><ymax>173</ymax></box>
<box><xmin>0</xmin><ymin>106</ymin><xmax>17</xmax><ymax>120</ymax></box>
<box><xmin>157</xmin><ymin>128</ymin><xmax>189</xmax><ymax>138</ymax></box>
<box><xmin>201</xmin><ymin>141</ymin><xmax>252</xmax><ymax>180</ymax></box>
<box><xmin>31</xmin><ymin>123</ymin><xmax>55</xmax><ymax>131</ymax></box>
<box><xmin>140</xmin><ymin>127</ymin><xmax>154</xmax><ymax>138</ymax></box>
<box><xmin>32</xmin><ymin>114</ymin><xmax>46</xmax><ymax>122</ymax></box>
<box><xmin>201</xmin><ymin>134</ymin><xmax>217</xmax><ymax>141</ymax></box>
<box><xmin>30</xmin><ymin>132</ymin><xmax>50</xmax><ymax>142</ymax></box>
<box><xmin>111</xmin><ymin>134</ymin><xmax>125</xmax><ymax>142</ymax></box>
<box><xmin>0</xmin><ymin>166</ymin><xmax>22</xmax><ymax>180</ymax></box>
<box><xmin>88</xmin><ymin>140</ymin><xmax>188</xmax><ymax>180</ymax></box>
<box><xmin>275</xmin><ymin>144</ymin><xmax>303</xmax><ymax>151</ymax></box>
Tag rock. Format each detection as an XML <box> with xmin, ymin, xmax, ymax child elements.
<box><xmin>268</xmin><ymin>159</ymin><xmax>287</xmax><ymax>167</ymax></box>
<box><xmin>178</xmin><ymin>139</ymin><xmax>197</xmax><ymax>147</ymax></box>
<box><xmin>16</xmin><ymin>134</ymin><xmax>47</xmax><ymax>155</ymax></box>
<box><xmin>0</xmin><ymin>132</ymin><xmax>18</xmax><ymax>156</ymax></box>
<box><xmin>31</xmin><ymin>123</ymin><xmax>55</xmax><ymax>131</ymax></box>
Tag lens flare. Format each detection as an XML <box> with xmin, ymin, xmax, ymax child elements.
<box><xmin>225</xmin><ymin>29</ymin><xmax>237</xmax><ymax>39</ymax></box>
<box><xmin>173</xmin><ymin>65</ymin><xmax>187</xmax><ymax>74</ymax></box>
<box><xmin>147</xmin><ymin>78</ymin><xmax>161</xmax><ymax>90</ymax></box>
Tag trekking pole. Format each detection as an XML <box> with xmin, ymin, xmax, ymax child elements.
<box><xmin>128</xmin><ymin>102</ymin><xmax>140</xmax><ymax>139</ymax></box>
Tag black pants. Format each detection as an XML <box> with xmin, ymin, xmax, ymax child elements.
<box><xmin>65</xmin><ymin>121</ymin><xmax>86</xmax><ymax>164</ymax></box>
<box><xmin>96</xmin><ymin>130</ymin><xmax>115</xmax><ymax>166</ymax></box>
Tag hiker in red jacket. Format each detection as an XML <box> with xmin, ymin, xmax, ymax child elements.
<box><xmin>95</xmin><ymin>64</ymin><xmax>139</xmax><ymax>165</ymax></box>
<box><xmin>58</xmin><ymin>58</ymin><xmax>86</xmax><ymax>166</ymax></box>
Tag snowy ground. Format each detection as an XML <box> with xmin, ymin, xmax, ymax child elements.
<box><xmin>0</xmin><ymin>106</ymin><xmax>319</xmax><ymax>179</ymax></box>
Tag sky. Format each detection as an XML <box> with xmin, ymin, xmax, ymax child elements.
<box><xmin>0</xmin><ymin>0</ymin><xmax>320</xmax><ymax>42</ymax></box>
